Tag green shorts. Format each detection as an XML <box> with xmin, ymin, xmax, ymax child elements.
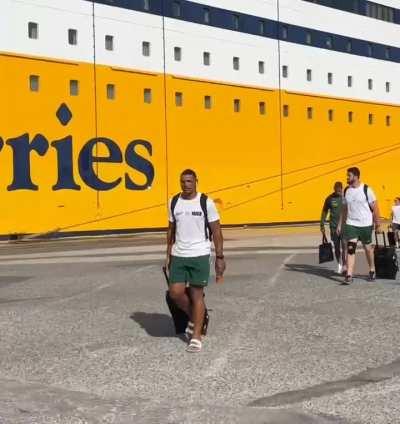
<box><xmin>169</xmin><ymin>255</ymin><xmax>210</xmax><ymax>287</ymax></box>
<box><xmin>343</xmin><ymin>224</ymin><xmax>373</xmax><ymax>245</ymax></box>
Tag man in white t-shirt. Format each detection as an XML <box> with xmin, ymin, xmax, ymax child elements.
<box><xmin>391</xmin><ymin>197</ymin><xmax>400</xmax><ymax>247</ymax></box>
<box><xmin>337</xmin><ymin>167</ymin><xmax>381</xmax><ymax>284</ymax></box>
<box><xmin>166</xmin><ymin>169</ymin><xmax>225</xmax><ymax>353</ymax></box>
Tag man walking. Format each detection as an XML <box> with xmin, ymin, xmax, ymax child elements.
<box><xmin>337</xmin><ymin>167</ymin><xmax>381</xmax><ymax>284</ymax></box>
<box><xmin>390</xmin><ymin>197</ymin><xmax>400</xmax><ymax>248</ymax></box>
<box><xmin>166</xmin><ymin>169</ymin><xmax>225</xmax><ymax>353</ymax></box>
<box><xmin>320</xmin><ymin>181</ymin><xmax>346</xmax><ymax>274</ymax></box>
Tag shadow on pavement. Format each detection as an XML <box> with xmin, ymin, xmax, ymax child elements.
<box><xmin>285</xmin><ymin>263</ymin><xmax>344</xmax><ymax>284</ymax></box>
<box><xmin>130</xmin><ymin>312</ymin><xmax>178</xmax><ymax>338</ymax></box>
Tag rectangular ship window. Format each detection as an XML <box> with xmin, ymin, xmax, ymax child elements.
<box><xmin>259</xmin><ymin>20</ymin><xmax>266</xmax><ymax>35</ymax></box>
<box><xmin>144</xmin><ymin>88</ymin><xmax>152</xmax><ymax>104</ymax></box>
<box><xmin>172</xmin><ymin>1</ymin><xmax>181</xmax><ymax>18</ymax></box>
<box><xmin>70</xmin><ymin>80</ymin><xmax>79</xmax><ymax>96</ymax></box>
<box><xmin>107</xmin><ymin>84</ymin><xmax>115</xmax><ymax>100</ymax></box>
<box><xmin>142</xmin><ymin>41</ymin><xmax>151</xmax><ymax>56</ymax></box>
<box><xmin>328</xmin><ymin>109</ymin><xmax>334</xmax><ymax>121</ymax></box>
<box><xmin>347</xmin><ymin>75</ymin><xmax>353</xmax><ymax>87</ymax></box>
<box><xmin>307</xmin><ymin>107</ymin><xmax>313</xmax><ymax>119</ymax></box>
<box><xmin>233</xmin><ymin>14</ymin><xmax>240</xmax><ymax>30</ymax></box>
<box><xmin>306</xmin><ymin>31</ymin><xmax>312</xmax><ymax>45</ymax></box>
<box><xmin>283</xmin><ymin>104</ymin><xmax>289</xmax><ymax>117</ymax></box>
<box><xmin>203</xmin><ymin>52</ymin><xmax>210</xmax><ymax>66</ymax></box>
<box><xmin>28</xmin><ymin>22</ymin><xmax>38</xmax><ymax>39</ymax></box>
<box><xmin>306</xmin><ymin>69</ymin><xmax>312</xmax><ymax>81</ymax></box>
<box><xmin>282</xmin><ymin>65</ymin><xmax>288</xmax><ymax>78</ymax></box>
<box><xmin>259</xmin><ymin>102</ymin><xmax>266</xmax><ymax>115</ymax></box>
<box><xmin>203</xmin><ymin>7</ymin><xmax>210</xmax><ymax>24</ymax></box>
<box><xmin>367</xmin><ymin>43</ymin><xmax>373</xmax><ymax>57</ymax></box>
<box><xmin>174</xmin><ymin>47</ymin><xmax>182</xmax><ymax>61</ymax></box>
<box><xmin>105</xmin><ymin>35</ymin><xmax>114</xmax><ymax>51</ymax></box>
<box><xmin>68</xmin><ymin>29</ymin><xmax>78</xmax><ymax>45</ymax></box>
<box><xmin>29</xmin><ymin>75</ymin><xmax>39</xmax><ymax>92</ymax></box>
<box><xmin>326</xmin><ymin>36</ymin><xmax>333</xmax><ymax>49</ymax></box>
<box><xmin>234</xmin><ymin>99</ymin><xmax>241</xmax><ymax>113</ymax></box>
<box><xmin>259</xmin><ymin>61</ymin><xmax>265</xmax><ymax>74</ymax></box>
<box><xmin>233</xmin><ymin>57</ymin><xmax>240</xmax><ymax>71</ymax></box>
<box><xmin>368</xmin><ymin>113</ymin><xmax>374</xmax><ymax>125</ymax></box>
<box><xmin>368</xmin><ymin>78</ymin><xmax>373</xmax><ymax>90</ymax></box>
<box><xmin>348</xmin><ymin>111</ymin><xmax>353</xmax><ymax>123</ymax></box>
<box><xmin>385</xmin><ymin>47</ymin><xmax>391</xmax><ymax>60</ymax></box>
<box><xmin>175</xmin><ymin>92</ymin><xmax>183</xmax><ymax>107</ymax></box>
<box><xmin>143</xmin><ymin>0</ymin><xmax>150</xmax><ymax>11</ymax></box>
<box><xmin>386</xmin><ymin>115</ymin><xmax>391</xmax><ymax>126</ymax></box>
<box><xmin>386</xmin><ymin>82</ymin><xmax>390</xmax><ymax>92</ymax></box>
<box><xmin>204</xmin><ymin>95</ymin><xmax>212</xmax><ymax>109</ymax></box>
<box><xmin>327</xmin><ymin>72</ymin><xmax>333</xmax><ymax>84</ymax></box>
<box><xmin>281</xmin><ymin>25</ymin><xmax>288</xmax><ymax>40</ymax></box>
<box><xmin>346</xmin><ymin>39</ymin><xmax>352</xmax><ymax>53</ymax></box>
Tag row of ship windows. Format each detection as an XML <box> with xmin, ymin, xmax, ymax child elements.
<box><xmin>27</xmin><ymin>19</ymin><xmax>397</xmax><ymax>63</ymax></box>
<box><xmin>282</xmin><ymin>67</ymin><xmax>392</xmax><ymax>92</ymax></box>
<box><xmin>25</xmin><ymin>24</ymin><xmax>395</xmax><ymax>93</ymax></box>
<box><xmin>303</xmin><ymin>0</ymin><xmax>396</xmax><ymax>23</ymax></box>
<box><xmin>27</xmin><ymin>75</ymin><xmax>394</xmax><ymax>125</ymax></box>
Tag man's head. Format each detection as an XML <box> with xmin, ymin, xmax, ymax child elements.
<box><xmin>347</xmin><ymin>167</ymin><xmax>360</xmax><ymax>186</ymax></box>
<box><xmin>395</xmin><ymin>197</ymin><xmax>400</xmax><ymax>205</ymax></box>
<box><xmin>333</xmin><ymin>181</ymin><xmax>343</xmax><ymax>195</ymax></box>
<box><xmin>180</xmin><ymin>169</ymin><xmax>197</xmax><ymax>197</ymax></box>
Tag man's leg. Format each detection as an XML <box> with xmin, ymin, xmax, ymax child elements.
<box><xmin>189</xmin><ymin>286</ymin><xmax>205</xmax><ymax>341</ymax></box>
<box><xmin>331</xmin><ymin>229</ymin><xmax>341</xmax><ymax>263</ymax></box>
<box><xmin>360</xmin><ymin>226</ymin><xmax>375</xmax><ymax>281</ymax></box>
<box><xmin>341</xmin><ymin>237</ymin><xmax>347</xmax><ymax>273</ymax></box>
<box><xmin>363</xmin><ymin>243</ymin><xmax>375</xmax><ymax>273</ymax></box>
<box><xmin>346</xmin><ymin>239</ymin><xmax>358</xmax><ymax>283</ymax></box>
<box><xmin>168</xmin><ymin>256</ymin><xmax>191</xmax><ymax>317</ymax></box>
<box><xmin>169</xmin><ymin>283</ymin><xmax>191</xmax><ymax>318</ymax></box>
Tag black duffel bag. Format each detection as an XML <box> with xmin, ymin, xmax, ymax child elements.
<box><xmin>374</xmin><ymin>232</ymin><xmax>398</xmax><ymax>280</ymax></box>
<box><xmin>319</xmin><ymin>234</ymin><xmax>334</xmax><ymax>264</ymax></box>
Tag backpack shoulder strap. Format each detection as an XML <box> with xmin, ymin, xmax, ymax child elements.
<box><xmin>363</xmin><ymin>184</ymin><xmax>373</xmax><ymax>212</ymax></box>
<box><xmin>170</xmin><ymin>193</ymin><xmax>180</xmax><ymax>222</ymax></box>
<box><xmin>344</xmin><ymin>186</ymin><xmax>349</xmax><ymax>197</ymax></box>
<box><xmin>200</xmin><ymin>193</ymin><xmax>211</xmax><ymax>241</ymax></box>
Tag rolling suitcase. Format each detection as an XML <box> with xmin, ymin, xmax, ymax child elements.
<box><xmin>374</xmin><ymin>232</ymin><xmax>398</xmax><ymax>280</ymax></box>
<box><xmin>387</xmin><ymin>230</ymin><xmax>396</xmax><ymax>247</ymax></box>
<box><xmin>162</xmin><ymin>266</ymin><xmax>209</xmax><ymax>335</ymax></box>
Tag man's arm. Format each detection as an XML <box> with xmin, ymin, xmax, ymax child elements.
<box><xmin>371</xmin><ymin>201</ymin><xmax>381</xmax><ymax>233</ymax></box>
<box><xmin>209</xmin><ymin>220</ymin><xmax>225</xmax><ymax>282</ymax></box>
<box><xmin>320</xmin><ymin>197</ymin><xmax>330</xmax><ymax>233</ymax></box>
<box><xmin>337</xmin><ymin>202</ymin><xmax>347</xmax><ymax>235</ymax></box>
<box><xmin>166</xmin><ymin>221</ymin><xmax>175</xmax><ymax>268</ymax></box>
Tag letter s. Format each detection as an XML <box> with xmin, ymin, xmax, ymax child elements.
<box><xmin>124</xmin><ymin>140</ymin><xmax>154</xmax><ymax>190</ymax></box>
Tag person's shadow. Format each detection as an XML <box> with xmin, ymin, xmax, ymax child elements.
<box><xmin>285</xmin><ymin>263</ymin><xmax>344</xmax><ymax>284</ymax></box>
<box><xmin>130</xmin><ymin>312</ymin><xmax>183</xmax><ymax>338</ymax></box>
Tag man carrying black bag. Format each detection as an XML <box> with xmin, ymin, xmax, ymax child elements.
<box><xmin>165</xmin><ymin>169</ymin><xmax>225</xmax><ymax>353</ymax></box>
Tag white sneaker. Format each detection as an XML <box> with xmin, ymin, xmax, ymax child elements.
<box><xmin>337</xmin><ymin>263</ymin><xmax>343</xmax><ymax>275</ymax></box>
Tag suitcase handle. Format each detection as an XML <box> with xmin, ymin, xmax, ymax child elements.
<box><xmin>375</xmin><ymin>231</ymin><xmax>387</xmax><ymax>248</ymax></box>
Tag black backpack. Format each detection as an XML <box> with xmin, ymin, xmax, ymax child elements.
<box><xmin>344</xmin><ymin>184</ymin><xmax>373</xmax><ymax>212</ymax></box>
<box><xmin>170</xmin><ymin>193</ymin><xmax>212</xmax><ymax>241</ymax></box>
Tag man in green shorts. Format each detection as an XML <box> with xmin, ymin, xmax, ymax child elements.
<box><xmin>166</xmin><ymin>169</ymin><xmax>225</xmax><ymax>353</ymax></box>
<box><xmin>337</xmin><ymin>167</ymin><xmax>381</xmax><ymax>284</ymax></box>
<box><xmin>320</xmin><ymin>181</ymin><xmax>346</xmax><ymax>275</ymax></box>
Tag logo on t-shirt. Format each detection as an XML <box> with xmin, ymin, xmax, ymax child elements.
<box><xmin>192</xmin><ymin>211</ymin><xmax>203</xmax><ymax>216</ymax></box>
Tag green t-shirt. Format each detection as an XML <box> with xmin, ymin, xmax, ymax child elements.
<box><xmin>320</xmin><ymin>193</ymin><xmax>343</xmax><ymax>230</ymax></box>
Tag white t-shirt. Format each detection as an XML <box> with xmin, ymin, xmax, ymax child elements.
<box><xmin>392</xmin><ymin>205</ymin><xmax>400</xmax><ymax>224</ymax></box>
<box><xmin>344</xmin><ymin>183</ymin><xmax>376</xmax><ymax>227</ymax></box>
<box><xmin>168</xmin><ymin>193</ymin><xmax>220</xmax><ymax>257</ymax></box>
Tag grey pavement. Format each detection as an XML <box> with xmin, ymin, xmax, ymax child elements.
<box><xmin>0</xmin><ymin>226</ymin><xmax>399</xmax><ymax>423</ymax></box>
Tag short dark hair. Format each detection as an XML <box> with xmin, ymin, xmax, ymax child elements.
<box><xmin>334</xmin><ymin>181</ymin><xmax>343</xmax><ymax>189</ymax></box>
<box><xmin>347</xmin><ymin>167</ymin><xmax>360</xmax><ymax>178</ymax></box>
<box><xmin>181</xmin><ymin>169</ymin><xmax>197</xmax><ymax>179</ymax></box>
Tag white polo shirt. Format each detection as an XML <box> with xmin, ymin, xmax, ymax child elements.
<box><xmin>392</xmin><ymin>205</ymin><xmax>400</xmax><ymax>224</ymax></box>
<box><xmin>168</xmin><ymin>193</ymin><xmax>220</xmax><ymax>257</ymax></box>
<box><xmin>344</xmin><ymin>183</ymin><xmax>376</xmax><ymax>227</ymax></box>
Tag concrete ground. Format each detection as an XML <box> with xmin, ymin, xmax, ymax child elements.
<box><xmin>0</xmin><ymin>226</ymin><xmax>399</xmax><ymax>423</ymax></box>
